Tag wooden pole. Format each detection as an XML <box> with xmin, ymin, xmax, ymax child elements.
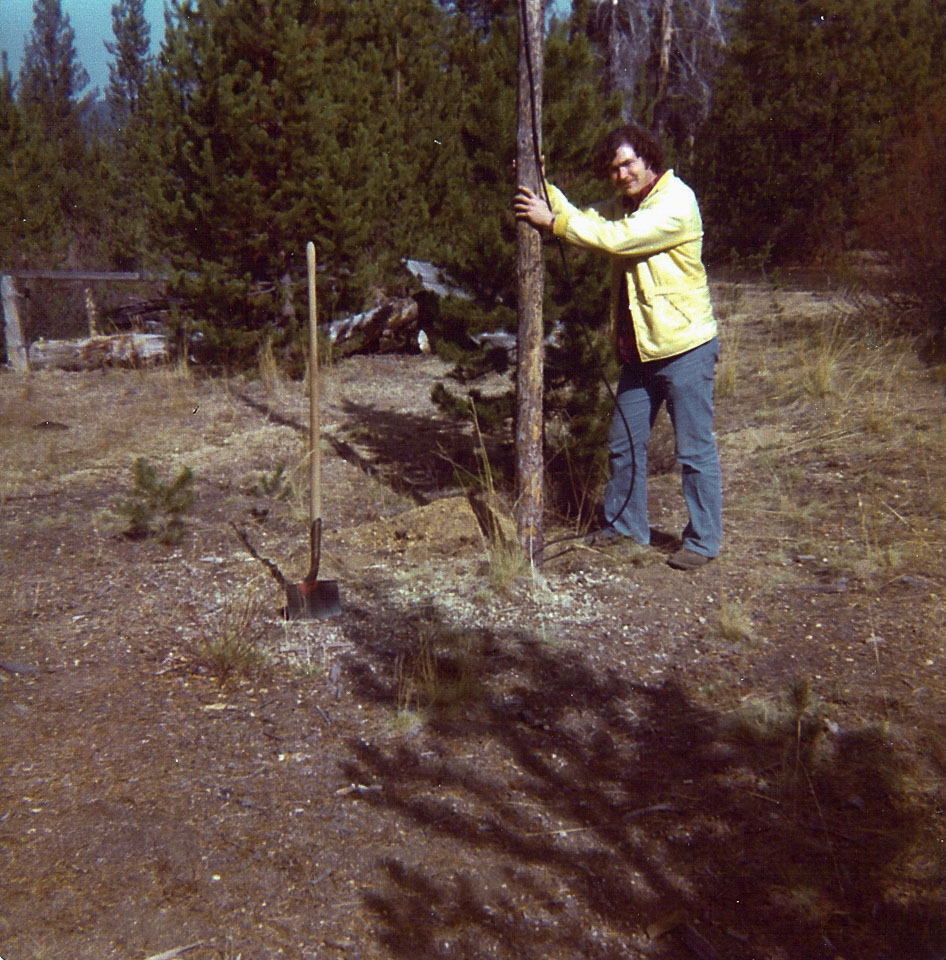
<box><xmin>84</xmin><ymin>287</ymin><xmax>100</xmax><ymax>336</ymax></box>
<box><xmin>306</xmin><ymin>242</ymin><xmax>321</xmax><ymax>527</ymax></box>
<box><xmin>1</xmin><ymin>276</ymin><xmax>29</xmax><ymax>372</ymax></box>
<box><xmin>515</xmin><ymin>0</ymin><xmax>546</xmax><ymax>567</ymax></box>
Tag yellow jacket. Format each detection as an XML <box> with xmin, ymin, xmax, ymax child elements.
<box><xmin>548</xmin><ymin>170</ymin><xmax>716</xmax><ymax>362</ymax></box>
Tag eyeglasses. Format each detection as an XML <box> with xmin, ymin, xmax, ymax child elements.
<box><xmin>609</xmin><ymin>156</ymin><xmax>642</xmax><ymax>177</ymax></box>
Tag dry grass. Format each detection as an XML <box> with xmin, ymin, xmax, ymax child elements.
<box><xmin>797</xmin><ymin>318</ymin><xmax>852</xmax><ymax>399</ymax></box>
<box><xmin>188</xmin><ymin>585</ymin><xmax>272</xmax><ymax>683</ymax></box>
<box><xmin>257</xmin><ymin>334</ymin><xmax>284</xmax><ymax>396</ymax></box>
<box><xmin>718</xmin><ymin>283</ymin><xmax>946</xmax><ymax>578</ymax></box>
<box><xmin>716</xmin><ymin>601</ymin><xmax>756</xmax><ymax>645</ymax></box>
<box><xmin>0</xmin><ymin>368</ymin><xmax>209</xmax><ymax>489</ymax></box>
<box><xmin>395</xmin><ymin>616</ymin><xmax>482</xmax><ymax>721</ymax></box>
<box><xmin>487</xmin><ymin>536</ymin><xmax>532</xmax><ymax>591</ymax></box>
<box><xmin>715</xmin><ymin>322</ymin><xmax>740</xmax><ymax>399</ymax></box>
<box><xmin>459</xmin><ymin>398</ymin><xmax>533</xmax><ymax>592</ymax></box>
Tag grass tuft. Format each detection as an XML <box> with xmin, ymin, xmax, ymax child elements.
<box><xmin>716</xmin><ymin>601</ymin><xmax>756</xmax><ymax>644</ymax></box>
<box><xmin>487</xmin><ymin>537</ymin><xmax>532</xmax><ymax>592</ymax></box>
<box><xmin>395</xmin><ymin>616</ymin><xmax>483</xmax><ymax>722</ymax></box>
<box><xmin>192</xmin><ymin>587</ymin><xmax>272</xmax><ymax>683</ymax></box>
<box><xmin>715</xmin><ymin>325</ymin><xmax>740</xmax><ymax>399</ymax></box>
<box><xmin>258</xmin><ymin>334</ymin><xmax>284</xmax><ymax>395</ymax></box>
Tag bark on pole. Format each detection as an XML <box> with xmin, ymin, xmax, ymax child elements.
<box><xmin>515</xmin><ymin>0</ymin><xmax>546</xmax><ymax>567</ymax></box>
<box><xmin>1</xmin><ymin>276</ymin><xmax>29</xmax><ymax>372</ymax></box>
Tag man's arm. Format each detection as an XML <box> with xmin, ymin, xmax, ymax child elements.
<box><xmin>515</xmin><ymin>177</ymin><xmax>702</xmax><ymax>256</ymax></box>
<box><xmin>551</xmin><ymin>179</ymin><xmax>703</xmax><ymax>257</ymax></box>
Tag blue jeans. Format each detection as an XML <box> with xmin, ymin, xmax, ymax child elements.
<box><xmin>603</xmin><ymin>337</ymin><xmax>722</xmax><ymax>557</ymax></box>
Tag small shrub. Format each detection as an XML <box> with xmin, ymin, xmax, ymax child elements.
<box><xmin>247</xmin><ymin>464</ymin><xmax>293</xmax><ymax>502</ymax></box>
<box><xmin>116</xmin><ymin>457</ymin><xmax>196</xmax><ymax>543</ymax></box>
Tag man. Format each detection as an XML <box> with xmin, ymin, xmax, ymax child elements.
<box><xmin>513</xmin><ymin>123</ymin><xmax>722</xmax><ymax>570</ymax></box>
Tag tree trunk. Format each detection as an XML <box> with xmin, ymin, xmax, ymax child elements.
<box><xmin>658</xmin><ymin>0</ymin><xmax>672</xmax><ymax>97</ymax></box>
<box><xmin>280</xmin><ymin>269</ymin><xmax>295</xmax><ymax>325</ymax></box>
<box><xmin>515</xmin><ymin>0</ymin><xmax>545</xmax><ymax>566</ymax></box>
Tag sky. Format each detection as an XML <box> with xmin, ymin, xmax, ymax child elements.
<box><xmin>0</xmin><ymin>0</ymin><xmax>167</xmax><ymax>95</ymax></box>
<box><xmin>1</xmin><ymin>0</ymin><xmax>574</xmax><ymax>97</ymax></box>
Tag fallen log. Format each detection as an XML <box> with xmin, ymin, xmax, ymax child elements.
<box><xmin>28</xmin><ymin>332</ymin><xmax>170</xmax><ymax>371</ymax></box>
<box><xmin>327</xmin><ymin>296</ymin><xmax>420</xmax><ymax>354</ymax></box>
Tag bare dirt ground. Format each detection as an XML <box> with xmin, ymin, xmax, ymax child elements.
<box><xmin>2</xmin><ymin>280</ymin><xmax>945</xmax><ymax>960</ymax></box>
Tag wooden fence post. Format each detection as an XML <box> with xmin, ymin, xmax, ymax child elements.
<box><xmin>1</xmin><ymin>275</ymin><xmax>29</xmax><ymax>372</ymax></box>
<box><xmin>84</xmin><ymin>287</ymin><xmax>100</xmax><ymax>336</ymax></box>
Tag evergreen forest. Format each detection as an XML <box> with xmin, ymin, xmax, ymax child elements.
<box><xmin>2</xmin><ymin>0</ymin><xmax>945</xmax><ymax>364</ymax></box>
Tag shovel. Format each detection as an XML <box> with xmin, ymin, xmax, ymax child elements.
<box><xmin>285</xmin><ymin>242</ymin><xmax>341</xmax><ymax>620</ymax></box>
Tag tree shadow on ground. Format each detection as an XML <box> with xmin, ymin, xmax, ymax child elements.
<box><xmin>334</xmin><ymin>398</ymin><xmax>508</xmax><ymax>501</ymax></box>
<box><xmin>234</xmin><ymin>391</ymin><xmax>480</xmax><ymax>503</ymax></box>
<box><xmin>337</xmin><ymin>597</ymin><xmax>946</xmax><ymax>960</ymax></box>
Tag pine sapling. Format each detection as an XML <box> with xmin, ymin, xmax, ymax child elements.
<box><xmin>117</xmin><ymin>457</ymin><xmax>196</xmax><ymax>543</ymax></box>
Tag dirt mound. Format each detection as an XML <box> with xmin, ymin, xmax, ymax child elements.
<box><xmin>336</xmin><ymin>495</ymin><xmax>486</xmax><ymax>564</ymax></box>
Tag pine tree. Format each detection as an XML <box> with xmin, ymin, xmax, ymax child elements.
<box><xmin>697</xmin><ymin>0</ymin><xmax>944</xmax><ymax>262</ymax></box>
<box><xmin>430</xmin><ymin>12</ymin><xmax>624</xmax><ymax>521</ymax></box>
<box><xmin>314</xmin><ymin>0</ymin><xmax>468</xmax><ymax>306</ymax></box>
<box><xmin>0</xmin><ymin>53</ymin><xmax>65</xmax><ymax>269</ymax></box>
<box><xmin>436</xmin><ymin>13</ymin><xmax>518</xmax><ymax>300</ymax></box>
<box><xmin>141</xmin><ymin>0</ymin><xmax>622</xmax><ymax>376</ymax></box>
<box><xmin>14</xmin><ymin>0</ymin><xmax>96</xmax><ymax>265</ymax></box>
<box><xmin>105</xmin><ymin>0</ymin><xmax>154</xmax><ymax>126</ymax></box>
<box><xmin>439</xmin><ymin>0</ymin><xmax>519</xmax><ymax>32</ymax></box>
<box><xmin>96</xmin><ymin>0</ymin><xmax>161</xmax><ymax>268</ymax></box>
<box><xmin>145</xmin><ymin>0</ymin><xmax>338</xmax><ymax>361</ymax></box>
<box><xmin>18</xmin><ymin>0</ymin><xmax>93</xmax><ymax>140</ymax></box>
<box><xmin>0</xmin><ymin>55</ymin><xmax>24</xmax><ymax>266</ymax></box>
<box><xmin>147</xmin><ymin>0</ymin><xmax>489</xmax><ymax>362</ymax></box>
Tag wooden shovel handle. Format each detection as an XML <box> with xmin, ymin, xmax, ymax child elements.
<box><xmin>306</xmin><ymin>518</ymin><xmax>322</xmax><ymax>584</ymax></box>
<box><xmin>307</xmin><ymin>241</ymin><xmax>321</xmax><ymax>525</ymax></box>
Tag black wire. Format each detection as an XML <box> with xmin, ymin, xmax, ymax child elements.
<box><xmin>516</xmin><ymin>0</ymin><xmax>638</xmax><ymax>553</ymax></box>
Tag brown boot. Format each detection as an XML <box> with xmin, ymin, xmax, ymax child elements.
<box><xmin>667</xmin><ymin>548</ymin><xmax>713</xmax><ymax>570</ymax></box>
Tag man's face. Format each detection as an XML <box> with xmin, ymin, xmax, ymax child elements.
<box><xmin>608</xmin><ymin>143</ymin><xmax>656</xmax><ymax>199</ymax></box>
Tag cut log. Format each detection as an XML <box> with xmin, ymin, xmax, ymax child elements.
<box><xmin>28</xmin><ymin>333</ymin><xmax>170</xmax><ymax>371</ymax></box>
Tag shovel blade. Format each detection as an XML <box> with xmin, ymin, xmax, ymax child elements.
<box><xmin>285</xmin><ymin>578</ymin><xmax>342</xmax><ymax>621</ymax></box>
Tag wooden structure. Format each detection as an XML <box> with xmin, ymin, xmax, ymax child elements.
<box><xmin>1</xmin><ymin>270</ymin><xmax>168</xmax><ymax>373</ymax></box>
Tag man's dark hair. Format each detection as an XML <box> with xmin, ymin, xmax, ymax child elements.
<box><xmin>593</xmin><ymin>123</ymin><xmax>665</xmax><ymax>179</ymax></box>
